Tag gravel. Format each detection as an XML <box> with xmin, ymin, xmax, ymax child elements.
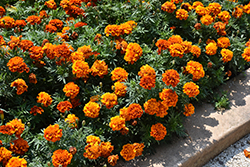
<box><xmin>203</xmin><ymin>134</ymin><xmax>250</xmax><ymax>167</ymax></box>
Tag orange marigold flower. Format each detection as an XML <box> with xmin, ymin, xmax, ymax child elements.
<box><xmin>208</xmin><ymin>2</ymin><xmax>221</xmax><ymax>16</ymax></box>
<box><xmin>155</xmin><ymin>39</ymin><xmax>170</xmax><ymax>54</ymax></box>
<box><xmin>72</xmin><ymin>60</ymin><xmax>90</xmax><ymax>78</ymax></box>
<box><xmin>26</xmin><ymin>15</ymin><xmax>41</xmax><ymax>25</ymax></box>
<box><xmin>246</xmin><ymin>39</ymin><xmax>250</xmax><ymax>47</ymax></box>
<box><xmin>115</xmin><ymin>38</ymin><xmax>128</xmax><ymax>54</ymax></box>
<box><xmin>161</xmin><ymin>1</ymin><xmax>176</xmax><ymax>13</ymax></box>
<box><xmin>144</xmin><ymin>98</ymin><xmax>160</xmax><ymax>115</ymax></box>
<box><xmin>29</xmin><ymin>46</ymin><xmax>44</xmax><ymax>60</ymax></box>
<box><xmin>39</xmin><ymin>10</ymin><xmax>48</xmax><ymax>18</ymax></box>
<box><xmin>100</xmin><ymin>142</ymin><xmax>114</xmax><ymax>158</ymax></box>
<box><xmin>0</xmin><ymin>16</ymin><xmax>15</xmax><ymax>29</ymax></box>
<box><xmin>7</xmin><ymin>56</ymin><xmax>29</xmax><ymax>73</ymax></box>
<box><xmin>101</xmin><ymin>92</ymin><xmax>118</xmax><ymax>109</ymax></box>
<box><xmin>170</xmin><ymin>0</ymin><xmax>183</xmax><ymax>4</ymax></box>
<box><xmin>0</xmin><ymin>6</ymin><xmax>5</xmax><ymax>17</ymax></box>
<box><xmin>138</xmin><ymin>64</ymin><xmax>156</xmax><ymax>78</ymax></box>
<box><xmin>57</xmin><ymin>101</ymin><xmax>72</xmax><ymax>113</ymax></box>
<box><xmin>63</xmin><ymin>82</ymin><xmax>80</xmax><ymax>98</ymax></box>
<box><xmin>94</xmin><ymin>33</ymin><xmax>102</xmax><ymax>44</ymax></box>
<box><xmin>91</xmin><ymin>60</ymin><xmax>108</xmax><ymax>78</ymax></box>
<box><xmin>9</xmin><ymin>138</ymin><xmax>29</xmax><ymax>155</ymax></box>
<box><xmin>65</xmin><ymin>114</ymin><xmax>79</xmax><ymax>128</ymax></box>
<box><xmin>167</xmin><ymin>35</ymin><xmax>183</xmax><ymax>46</ymax></box>
<box><xmin>176</xmin><ymin>9</ymin><xmax>189</xmax><ymax>20</ymax></box>
<box><xmin>30</xmin><ymin>106</ymin><xmax>44</xmax><ymax>115</ymax></box>
<box><xmin>6</xmin><ymin>118</ymin><xmax>25</xmax><ymax>138</ymax></box>
<box><xmin>150</xmin><ymin>123</ymin><xmax>167</xmax><ymax>141</ymax></box>
<box><xmin>139</xmin><ymin>76</ymin><xmax>155</xmax><ymax>90</ymax></box>
<box><xmin>83</xmin><ymin>101</ymin><xmax>100</xmax><ymax>118</ymax></box>
<box><xmin>49</xmin><ymin>19</ymin><xmax>63</xmax><ymax>29</ymax></box>
<box><xmin>218</xmin><ymin>11</ymin><xmax>231</xmax><ymax>24</ymax></box>
<box><xmin>133</xmin><ymin>143</ymin><xmax>144</xmax><ymax>157</ymax></box>
<box><xmin>0</xmin><ymin>124</ymin><xmax>15</xmax><ymax>136</ymax></box>
<box><xmin>190</xmin><ymin>45</ymin><xmax>201</xmax><ymax>58</ymax></box>
<box><xmin>42</xmin><ymin>43</ymin><xmax>56</xmax><ymax>59</ymax></box>
<box><xmin>182</xmin><ymin>41</ymin><xmax>192</xmax><ymax>54</ymax></box>
<box><xmin>242</xmin><ymin>47</ymin><xmax>250</xmax><ymax>62</ymax></box>
<box><xmin>221</xmin><ymin>49</ymin><xmax>233</xmax><ymax>63</ymax></box>
<box><xmin>169</xmin><ymin>43</ymin><xmax>184</xmax><ymax>58</ymax></box>
<box><xmin>37</xmin><ymin>92</ymin><xmax>52</xmax><ymax>107</ymax></box>
<box><xmin>5</xmin><ymin>157</ymin><xmax>27</xmax><ymax>167</ymax></box>
<box><xmin>192</xmin><ymin>1</ymin><xmax>203</xmax><ymax>9</ymax></box>
<box><xmin>243</xmin><ymin>3</ymin><xmax>250</xmax><ymax>14</ymax></box>
<box><xmin>194</xmin><ymin>23</ymin><xmax>201</xmax><ymax>30</ymax></box>
<box><xmin>200</xmin><ymin>14</ymin><xmax>214</xmax><ymax>25</ymax></box>
<box><xmin>217</xmin><ymin>37</ymin><xmax>230</xmax><ymax>48</ymax></box>
<box><xmin>45</xmin><ymin>24</ymin><xmax>57</xmax><ymax>33</ymax></box>
<box><xmin>28</xmin><ymin>73</ymin><xmax>37</xmax><ymax>84</ymax></box>
<box><xmin>159</xmin><ymin>88</ymin><xmax>178</xmax><ymax>107</ymax></box>
<box><xmin>213</xmin><ymin>22</ymin><xmax>226</xmax><ymax>36</ymax></box>
<box><xmin>74</xmin><ymin>21</ymin><xmax>87</xmax><ymax>28</ymax></box>
<box><xmin>183</xmin><ymin>82</ymin><xmax>200</xmax><ymax>97</ymax></box>
<box><xmin>186</xmin><ymin>60</ymin><xmax>205</xmax><ymax>81</ymax></box>
<box><xmin>111</xmin><ymin>67</ymin><xmax>128</xmax><ymax>82</ymax></box>
<box><xmin>86</xmin><ymin>135</ymin><xmax>101</xmax><ymax>144</ymax></box>
<box><xmin>120</xmin><ymin>126</ymin><xmax>129</xmax><ymax>135</ymax></box>
<box><xmin>233</xmin><ymin>6</ymin><xmax>243</xmax><ymax>18</ymax></box>
<box><xmin>70</xmin><ymin>51</ymin><xmax>85</xmax><ymax>63</ymax></box>
<box><xmin>0</xmin><ymin>35</ymin><xmax>5</xmax><ymax>46</ymax></box>
<box><xmin>52</xmin><ymin>149</ymin><xmax>73</xmax><ymax>167</ymax></box>
<box><xmin>44</xmin><ymin>124</ymin><xmax>62</xmax><ymax>142</ymax></box>
<box><xmin>77</xmin><ymin>45</ymin><xmax>93</xmax><ymax>59</ymax></box>
<box><xmin>108</xmin><ymin>155</ymin><xmax>119</xmax><ymax>166</ymax></box>
<box><xmin>162</xmin><ymin>69</ymin><xmax>180</xmax><ymax>87</ymax></box>
<box><xmin>54</xmin><ymin>43</ymin><xmax>74</xmax><ymax>63</ymax></box>
<box><xmin>157</xmin><ymin>101</ymin><xmax>169</xmax><ymax>118</ymax></box>
<box><xmin>205</xmin><ymin>42</ymin><xmax>217</xmax><ymax>55</ymax></box>
<box><xmin>19</xmin><ymin>40</ymin><xmax>33</xmax><ymax>52</ymax></box>
<box><xmin>8</xmin><ymin>35</ymin><xmax>22</xmax><ymax>50</ymax></box>
<box><xmin>120</xmin><ymin>143</ymin><xmax>136</xmax><ymax>161</ymax></box>
<box><xmin>206</xmin><ymin>39</ymin><xmax>216</xmax><ymax>45</ymax></box>
<box><xmin>109</xmin><ymin>116</ymin><xmax>126</xmax><ymax>131</ymax></box>
<box><xmin>195</xmin><ymin>5</ymin><xmax>207</xmax><ymax>16</ymax></box>
<box><xmin>15</xmin><ymin>20</ymin><xmax>26</xmax><ymax>28</ymax></box>
<box><xmin>104</xmin><ymin>24</ymin><xmax>122</xmax><ymax>37</ymax></box>
<box><xmin>84</xmin><ymin>142</ymin><xmax>101</xmax><ymax>160</ymax></box>
<box><xmin>45</xmin><ymin>0</ymin><xmax>57</xmax><ymax>9</ymax></box>
<box><xmin>183</xmin><ymin>103</ymin><xmax>195</xmax><ymax>116</ymax></box>
<box><xmin>124</xmin><ymin>43</ymin><xmax>143</xmax><ymax>64</ymax></box>
<box><xmin>0</xmin><ymin>147</ymin><xmax>12</xmax><ymax>166</ymax></box>
<box><xmin>120</xmin><ymin>103</ymin><xmax>143</xmax><ymax>121</ymax></box>
<box><xmin>112</xmin><ymin>82</ymin><xmax>127</xmax><ymax>97</ymax></box>
<box><xmin>10</xmin><ymin>78</ymin><xmax>28</xmax><ymax>95</ymax></box>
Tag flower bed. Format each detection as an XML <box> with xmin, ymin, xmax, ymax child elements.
<box><xmin>0</xmin><ymin>0</ymin><xmax>250</xmax><ymax>166</ymax></box>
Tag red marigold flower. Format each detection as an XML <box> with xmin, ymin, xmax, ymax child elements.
<box><xmin>19</xmin><ymin>40</ymin><xmax>33</xmax><ymax>52</ymax></box>
<box><xmin>162</xmin><ymin>69</ymin><xmax>180</xmax><ymax>87</ymax></box>
<box><xmin>26</xmin><ymin>15</ymin><xmax>41</xmax><ymax>25</ymax></box>
<box><xmin>45</xmin><ymin>0</ymin><xmax>57</xmax><ymax>9</ymax></box>
<box><xmin>37</xmin><ymin>92</ymin><xmax>52</xmax><ymax>107</ymax></box>
<box><xmin>221</xmin><ymin>49</ymin><xmax>233</xmax><ymax>63</ymax></box>
<box><xmin>186</xmin><ymin>60</ymin><xmax>205</xmax><ymax>81</ymax></box>
<box><xmin>161</xmin><ymin>1</ymin><xmax>176</xmax><ymax>13</ymax></box>
<box><xmin>183</xmin><ymin>82</ymin><xmax>200</xmax><ymax>98</ymax></box>
<box><xmin>30</xmin><ymin>106</ymin><xmax>44</xmax><ymax>116</ymax></box>
<box><xmin>200</xmin><ymin>14</ymin><xmax>214</xmax><ymax>25</ymax></box>
<box><xmin>217</xmin><ymin>37</ymin><xmax>230</xmax><ymax>48</ymax></box>
<box><xmin>7</xmin><ymin>56</ymin><xmax>30</xmax><ymax>73</ymax></box>
<box><xmin>72</xmin><ymin>60</ymin><xmax>90</xmax><ymax>79</ymax></box>
<box><xmin>109</xmin><ymin>116</ymin><xmax>125</xmax><ymax>131</ymax></box>
<box><xmin>183</xmin><ymin>103</ymin><xmax>195</xmax><ymax>116</ymax></box>
<box><xmin>150</xmin><ymin>123</ymin><xmax>167</xmax><ymax>141</ymax></box>
<box><xmin>120</xmin><ymin>143</ymin><xmax>136</xmax><ymax>161</ymax></box>
<box><xmin>9</xmin><ymin>138</ymin><xmax>29</xmax><ymax>155</ymax></box>
<box><xmin>112</xmin><ymin>82</ymin><xmax>127</xmax><ymax>97</ymax></box>
<box><xmin>10</xmin><ymin>78</ymin><xmax>28</xmax><ymax>95</ymax></box>
<box><xmin>90</xmin><ymin>60</ymin><xmax>108</xmax><ymax>78</ymax></box>
<box><xmin>57</xmin><ymin>101</ymin><xmax>72</xmax><ymax>113</ymax></box>
<box><xmin>124</xmin><ymin>43</ymin><xmax>143</xmax><ymax>64</ymax></box>
<box><xmin>0</xmin><ymin>147</ymin><xmax>12</xmax><ymax>166</ymax></box>
<box><xmin>44</xmin><ymin>124</ymin><xmax>62</xmax><ymax>142</ymax></box>
<box><xmin>0</xmin><ymin>16</ymin><xmax>15</xmax><ymax>29</ymax></box>
<box><xmin>169</xmin><ymin>43</ymin><xmax>184</xmax><ymax>58</ymax></box>
<box><xmin>83</xmin><ymin>101</ymin><xmax>100</xmax><ymax>118</ymax></box>
<box><xmin>205</xmin><ymin>42</ymin><xmax>217</xmax><ymax>55</ymax></box>
<box><xmin>52</xmin><ymin>149</ymin><xmax>73</xmax><ymax>167</ymax></box>
<box><xmin>29</xmin><ymin>46</ymin><xmax>44</xmax><ymax>60</ymax></box>
<box><xmin>176</xmin><ymin>9</ymin><xmax>189</xmax><ymax>20</ymax></box>
<box><xmin>108</xmin><ymin>155</ymin><xmax>119</xmax><ymax>166</ymax></box>
<box><xmin>5</xmin><ymin>157</ymin><xmax>27</xmax><ymax>167</ymax></box>
<box><xmin>63</xmin><ymin>82</ymin><xmax>80</xmax><ymax>98</ymax></box>
<box><xmin>65</xmin><ymin>114</ymin><xmax>79</xmax><ymax>128</ymax></box>
<box><xmin>111</xmin><ymin>67</ymin><xmax>128</xmax><ymax>82</ymax></box>
<box><xmin>101</xmin><ymin>92</ymin><xmax>118</xmax><ymax>109</ymax></box>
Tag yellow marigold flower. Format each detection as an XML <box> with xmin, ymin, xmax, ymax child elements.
<box><xmin>133</xmin><ymin>143</ymin><xmax>145</xmax><ymax>157</ymax></box>
<box><xmin>176</xmin><ymin>9</ymin><xmax>189</xmax><ymax>20</ymax></box>
<box><xmin>155</xmin><ymin>39</ymin><xmax>170</xmax><ymax>54</ymax></box>
<box><xmin>84</xmin><ymin>142</ymin><xmax>101</xmax><ymax>160</ymax></box>
<box><xmin>124</xmin><ymin>43</ymin><xmax>143</xmax><ymax>64</ymax></box>
<box><xmin>29</xmin><ymin>46</ymin><xmax>44</xmax><ymax>60</ymax></box>
<box><xmin>26</xmin><ymin>15</ymin><xmax>41</xmax><ymax>25</ymax></box>
<box><xmin>205</xmin><ymin>42</ymin><xmax>217</xmax><ymax>55</ymax></box>
<box><xmin>90</xmin><ymin>60</ymin><xmax>108</xmax><ymax>78</ymax></box>
<box><xmin>109</xmin><ymin>116</ymin><xmax>125</xmax><ymax>131</ymax></box>
<box><xmin>0</xmin><ymin>147</ymin><xmax>12</xmax><ymax>166</ymax></box>
<box><xmin>200</xmin><ymin>14</ymin><xmax>214</xmax><ymax>25</ymax></box>
<box><xmin>120</xmin><ymin>143</ymin><xmax>136</xmax><ymax>161</ymax></box>
<box><xmin>83</xmin><ymin>101</ymin><xmax>100</xmax><ymax>118</ymax></box>
<box><xmin>37</xmin><ymin>92</ymin><xmax>52</xmax><ymax>107</ymax></box>
<box><xmin>159</xmin><ymin>89</ymin><xmax>178</xmax><ymax>107</ymax></box>
<box><xmin>9</xmin><ymin>138</ymin><xmax>29</xmax><ymax>155</ymax></box>
<box><xmin>183</xmin><ymin>82</ymin><xmax>200</xmax><ymax>98</ymax></box>
<box><xmin>221</xmin><ymin>49</ymin><xmax>233</xmax><ymax>63</ymax></box>
<box><xmin>108</xmin><ymin>155</ymin><xmax>119</xmax><ymax>166</ymax></box>
<box><xmin>161</xmin><ymin>1</ymin><xmax>176</xmax><ymax>13</ymax></box>
<box><xmin>242</xmin><ymin>47</ymin><xmax>250</xmax><ymax>62</ymax></box>
<box><xmin>100</xmin><ymin>142</ymin><xmax>114</xmax><ymax>158</ymax></box>
<box><xmin>57</xmin><ymin>101</ymin><xmax>72</xmax><ymax>113</ymax></box>
<box><xmin>63</xmin><ymin>82</ymin><xmax>80</xmax><ymax>99</ymax></box>
<box><xmin>0</xmin><ymin>16</ymin><xmax>15</xmax><ymax>29</ymax></box>
<box><xmin>112</xmin><ymin>82</ymin><xmax>127</xmax><ymax>97</ymax></box>
<box><xmin>7</xmin><ymin>56</ymin><xmax>30</xmax><ymax>73</ymax></box>
<box><xmin>157</xmin><ymin>101</ymin><xmax>169</xmax><ymax>118</ymax></box>
<box><xmin>72</xmin><ymin>60</ymin><xmax>90</xmax><ymax>78</ymax></box>
<box><xmin>186</xmin><ymin>60</ymin><xmax>205</xmax><ymax>81</ymax></box>
<box><xmin>143</xmin><ymin>98</ymin><xmax>160</xmax><ymax>115</ymax></box>
<box><xmin>65</xmin><ymin>114</ymin><xmax>79</xmax><ymax>128</ymax></box>
<box><xmin>183</xmin><ymin>103</ymin><xmax>195</xmax><ymax>116</ymax></box>
<box><xmin>6</xmin><ymin>118</ymin><xmax>25</xmax><ymax>138</ymax></box>
<box><xmin>208</xmin><ymin>2</ymin><xmax>221</xmax><ymax>16</ymax></box>
<box><xmin>10</xmin><ymin>78</ymin><xmax>28</xmax><ymax>95</ymax></box>
<box><xmin>30</xmin><ymin>106</ymin><xmax>44</xmax><ymax>116</ymax></box>
<box><xmin>233</xmin><ymin>6</ymin><xmax>243</xmax><ymax>18</ymax></box>
<box><xmin>162</xmin><ymin>69</ymin><xmax>180</xmax><ymax>87</ymax></box>
<box><xmin>6</xmin><ymin>157</ymin><xmax>27</xmax><ymax>167</ymax></box>
<box><xmin>44</xmin><ymin>124</ymin><xmax>62</xmax><ymax>142</ymax></box>
<box><xmin>218</xmin><ymin>11</ymin><xmax>231</xmax><ymax>24</ymax></box>
<box><xmin>86</xmin><ymin>135</ymin><xmax>101</xmax><ymax>144</ymax></box>
<box><xmin>111</xmin><ymin>67</ymin><xmax>128</xmax><ymax>82</ymax></box>
<box><xmin>169</xmin><ymin>43</ymin><xmax>184</xmax><ymax>58</ymax></box>
<box><xmin>217</xmin><ymin>37</ymin><xmax>230</xmax><ymax>48</ymax></box>
<box><xmin>101</xmin><ymin>93</ymin><xmax>118</xmax><ymax>109</ymax></box>
<box><xmin>52</xmin><ymin>149</ymin><xmax>73</xmax><ymax>167</ymax></box>
<box><xmin>190</xmin><ymin>45</ymin><xmax>201</xmax><ymax>58</ymax></box>
<box><xmin>150</xmin><ymin>123</ymin><xmax>167</xmax><ymax>141</ymax></box>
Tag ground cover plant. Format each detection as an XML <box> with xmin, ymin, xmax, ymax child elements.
<box><xmin>0</xmin><ymin>0</ymin><xmax>250</xmax><ymax>166</ymax></box>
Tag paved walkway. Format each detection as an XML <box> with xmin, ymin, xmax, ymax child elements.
<box><xmin>117</xmin><ymin>68</ymin><xmax>250</xmax><ymax>167</ymax></box>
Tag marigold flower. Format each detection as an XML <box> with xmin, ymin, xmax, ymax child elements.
<box><xmin>37</xmin><ymin>92</ymin><xmax>52</xmax><ymax>107</ymax></box>
<box><xmin>63</xmin><ymin>82</ymin><xmax>80</xmax><ymax>98</ymax></box>
<box><xmin>200</xmin><ymin>14</ymin><xmax>214</xmax><ymax>26</ymax></box>
<box><xmin>44</xmin><ymin>124</ymin><xmax>62</xmax><ymax>142</ymax></box>
<box><xmin>111</xmin><ymin>67</ymin><xmax>128</xmax><ymax>82</ymax></box>
<box><xmin>195</xmin><ymin>5</ymin><xmax>207</xmax><ymax>16</ymax></box>
<box><xmin>176</xmin><ymin>9</ymin><xmax>189</xmax><ymax>20</ymax></box>
<box><xmin>90</xmin><ymin>60</ymin><xmax>108</xmax><ymax>78</ymax></box>
<box><xmin>0</xmin><ymin>124</ymin><xmax>15</xmax><ymax>136</ymax></box>
<box><xmin>120</xmin><ymin>126</ymin><xmax>129</xmax><ymax>135</ymax></box>
<box><xmin>144</xmin><ymin>98</ymin><xmax>160</xmax><ymax>115</ymax></box>
<box><xmin>150</xmin><ymin>123</ymin><xmax>167</xmax><ymax>141</ymax></box>
<box><xmin>221</xmin><ymin>49</ymin><xmax>233</xmax><ymax>63</ymax></box>
<box><xmin>42</xmin><ymin>43</ymin><xmax>56</xmax><ymax>59</ymax></box>
<box><xmin>243</xmin><ymin>3</ymin><xmax>250</xmax><ymax>14</ymax></box>
<box><xmin>120</xmin><ymin>103</ymin><xmax>143</xmax><ymax>121</ymax></box>
<box><xmin>104</xmin><ymin>24</ymin><xmax>122</xmax><ymax>37</ymax></box>
<box><xmin>11</xmin><ymin>78</ymin><xmax>28</xmax><ymax>95</ymax></box>
<box><xmin>120</xmin><ymin>143</ymin><xmax>136</xmax><ymax>161</ymax></box>
<box><xmin>183</xmin><ymin>103</ymin><xmax>195</xmax><ymax>116</ymax></box>
<box><xmin>159</xmin><ymin>88</ymin><xmax>178</xmax><ymax>107</ymax></box>
<box><xmin>169</xmin><ymin>43</ymin><xmax>184</xmax><ymax>58</ymax></box>
<box><xmin>72</xmin><ymin>60</ymin><xmax>90</xmax><ymax>79</ymax></box>
<box><xmin>7</xmin><ymin>57</ymin><xmax>29</xmax><ymax>73</ymax></box>
<box><xmin>6</xmin><ymin>118</ymin><xmax>25</xmax><ymax>138</ymax></box>
<box><xmin>26</xmin><ymin>15</ymin><xmax>41</xmax><ymax>25</ymax></box>
<box><xmin>170</xmin><ymin>0</ymin><xmax>183</xmax><ymax>4</ymax></box>
<box><xmin>69</xmin><ymin>51</ymin><xmax>85</xmax><ymax>63</ymax></box>
<box><xmin>65</xmin><ymin>114</ymin><xmax>79</xmax><ymax>128</ymax></box>
<box><xmin>54</xmin><ymin>43</ymin><xmax>74</xmax><ymax>63</ymax></box>
<box><xmin>208</xmin><ymin>2</ymin><xmax>221</xmax><ymax>16</ymax></box>
<box><xmin>205</xmin><ymin>42</ymin><xmax>217</xmax><ymax>55</ymax></box>
<box><xmin>115</xmin><ymin>38</ymin><xmax>128</xmax><ymax>54</ymax></box>
<box><xmin>162</xmin><ymin>69</ymin><xmax>180</xmax><ymax>87</ymax></box>
<box><xmin>108</xmin><ymin>155</ymin><xmax>119</xmax><ymax>166</ymax></box>
<box><xmin>9</xmin><ymin>138</ymin><xmax>29</xmax><ymax>155</ymax></box>
<box><xmin>19</xmin><ymin>40</ymin><xmax>33</xmax><ymax>52</ymax></box>
<box><xmin>133</xmin><ymin>143</ymin><xmax>145</xmax><ymax>156</ymax></box>
<box><xmin>194</xmin><ymin>23</ymin><xmax>201</xmax><ymax>30</ymax></box>
<box><xmin>155</xmin><ymin>39</ymin><xmax>170</xmax><ymax>54</ymax></box>
<box><xmin>138</xmin><ymin>64</ymin><xmax>156</xmax><ymax>78</ymax></box>
<box><xmin>45</xmin><ymin>0</ymin><xmax>57</xmax><ymax>9</ymax></box>
<box><xmin>30</xmin><ymin>106</ymin><xmax>44</xmax><ymax>116</ymax></box>
<box><xmin>213</xmin><ymin>22</ymin><xmax>226</xmax><ymax>36</ymax></box>
<box><xmin>186</xmin><ymin>60</ymin><xmax>205</xmax><ymax>81</ymax></box>
<box><xmin>45</xmin><ymin>24</ymin><xmax>57</xmax><ymax>33</ymax></box>
<box><xmin>217</xmin><ymin>37</ymin><xmax>230</xmax><ymax>48</ymax></box>
<box><xmin>242</xmin><ymin>47</ymin><xmax>250</xmax><ymax>62</ymax></box>
<box><xmin>83</xmin><ymin>101</ymin><xmax>100</xmax><ymax>118</ymax></box>
<box><xmin>49</xmin><ymin>19</ymin><xmax>63</xmax><ymax>29</ymax></box>
<box><xmin>0</xmin><ymin>147</ymin><xmax>12</xmax><ymax>166</ymax></box>
<box><xmin>183</xmin><ymin>82</ymin><xmax>200</xmax><ymax>98</ymax></box>
<box><xmin>167</xmin><ymin>35</ymin><xmax>183</xmax><ymax>46</ymax></box>
<box><xmin>0</xmin><ymin>16</ymin><xmax>15</xmax><ymax>29</ymax></box>
<box><xmin>233</xmin><ymin>6</ymin><xmax>243</xmax><ymax>18</ymax></box>
<box><xmin>246</xmin><ymin>39</ymin><xmax>250</xmax><ymax>47</ymax></box>
<box><xmin>218</xmin><ymin>11</ymin><xmax>231</xmax><ymax>24</ymax></box>
<box><xmin>15</xmin><ymin>20</ymin><xmax>26</xmax><ymax>30</ymax></box>
<box><xmin>0</xmin><ymin>35</ymin><xmax>5</xmax><ymax>46</ymax></box>
<box><xmin>182</xmin><ymin>41</ymin><xmax>192</xmax><ymax>54</ymax></box>
<box><xmin>124</xmin><ymin>43</ymin><xmax>143</xmax><ymax>64</ymax></box>
<box><xmin>39</xmin><ymin>10</ymin><xmax>48</xmax><ymax>18</ymax></box>
<box><xmin>112</xmin><ymin>82</ymin><xmax>127</xmax><ymax>97</ymax></box>
<box><xmin>84</xmin><ymin>142</ymin><xmax>101</xmax><ymax>160</ymax></box>
<box><xmin>190</xmin><ymin>45</ymin><xmax>201</xmax><ymax>58</ymax></box>
<box><xmin>0</xmin><ymin>6</ymin><xmax>5</xmax><ymax>17</ymax></box>
<box><xmin>157</xmin><ymin>101</ymin><xmax>169</xmax><ymax>118</ymax></box>
<box><xmin>74</xmin><ymin>21</ymin><xmax>87</xmax><ymax>28</ymax></box>
<box><xmin>8</xmin><ymin>35</ymin><xmax>22</xmax><ymax>50</ymax></box>
<box><xmin>29</xmin><ymin>46</ymin><xmax>44</xmax><ymax>60</ymax></box>
<box><xmin>139</xmin><ymin>76</ymin><xmax>155</xmax><ymax>90</ymax></box>
<box><xmin>86</xmin><ymin>135</ymin><xmax>101</xmax><ymax>144</ymax></box>
<box><xmin>5</xmin><ymin>157</ymin><xmax>27</xmax><ymax>167</ymax></box>
<box><xmin>52</xmin><ymin>149</ymin><xmax>73</xmax><ymax>167</ymax></box>
<box><xmin>57</xmin><ymin>101</ymin><xmax>72</xmax><ymax>113</ymax></box>
<box><xmin>109</xmin><ymin>116</ymin><xmax>126</xmax><ymax>131</ymax></box>
<box><xmin>77</xmin><ymin>45</ymin><xmax>93</xmax><ymax>59</ymax></box>
<box><xmin>101</xmin><ymin>93</ymin><xmax>118</xmax><ymax>109</ymax></box>
<box><xmin>161</xmin><ymin>2</ymin><xmax>176</xmax><ymax>13</ymax></box>
<box><xmin>192</xmin><ymin>1</ymin><xmax>203</xmax><ymax>9</ymax></box>
<box><xmin>100</xmin><ymin>142</ymin><xmax>114</xmax><ymax>158</ymax></box>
